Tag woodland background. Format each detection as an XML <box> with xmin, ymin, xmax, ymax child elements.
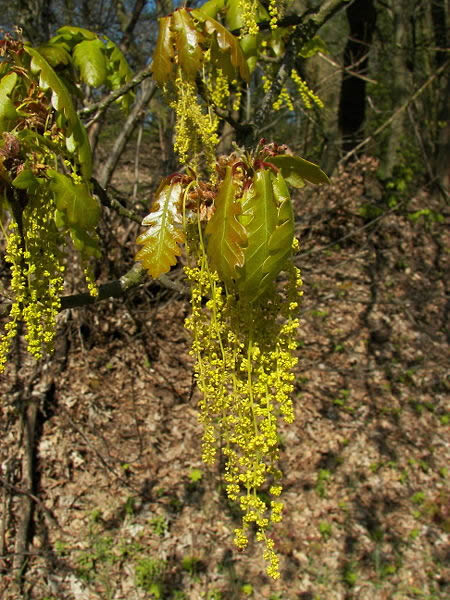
<box><xmin>0</xmin><ymin>1</ymin><xmax>449</xmax><ymax>599</ymax></box>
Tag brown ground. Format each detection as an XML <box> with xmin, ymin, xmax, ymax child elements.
<box><xmin>0</xmin><ymin>156</ymin><xmax>449</xmax><ymax>600</ymax></box>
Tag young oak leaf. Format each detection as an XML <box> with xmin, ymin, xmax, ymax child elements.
<box><xmin>73</xmin><ymin>38</ymin><xmax>107</xmax><ymax>88</ymax></box>
<box><xmin>205</xmin><ymin>166</ymin><xmax>247</xmax><ymax>285</ymax></box>
<box><xmin>237</xmin><ymin>169</ymin><xmax>278</xmax><ymax>299</ymax></box>
<box><xmin>262</xmin><ymin>172</ymin><xmax>294</xmax><ymax>286</ymax></box>
<box><xmin>152</xmin><ymin>16</ymin><xmax>176</xmax><ymax>85</ymax></box>
<box><xmin>47</xmin><ymin>170</ymin><xmax>101</xmax><ymax>229</ymax></box>
<box><xmin>136</xmin><ymin>181</ymin><xmax>185</xmax><ymax>279</ymax></box>
<box><xmin>193</xmin><ymin>9</ymin><xmax>250</xmax><ymax>82</ymax></box>
<box><xmin>25</xmin><ymin>47</ymin><xmax>93</xmax><ymax>178</ymax></box>
<box><xmin>269</xmin><ymin>154</ymin><xmax>329</xmax><ymax>188</ymax></box>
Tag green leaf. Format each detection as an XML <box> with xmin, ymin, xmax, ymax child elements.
<box><xmin>239</xmin><ymin>34</ymin><xmax>259</xmax><ymax>73</ymax></box>
<box><xmin>237</xmin><ymin>169</ymin><xmax>278</xmax><ymax>298</ymax></box>
<box><xmin>36</xmin><ymin>44</ymin><xmax>71</xmax><ymax>67</ymax></box>
<box><xmin>173</xmin><ymin>9</ymin><xmax>205</xmax><ymax>81</ymax></box>
<box><xmin>73</xmin><ymin>39</ymin><xmax>107</xmax><ymax>87</ymax></box>
<box><xmin>152</xmin><ymin>16</ymin><xmax>176</xmax><ymax>85</ymax></box>
<box><xmin>48</xmin><ymin>170</ymin><xmax>100</xmax><ymax>228</ymax></box>
<box><xmin>0</xmin><ymin>72</ymin><xmax>18</xmax><ymax>127</ymax></box>
<box><xmin>197</xmin><ymin>0</ymin><xmax>225</xmax><ymax>19</ymax></box>
<box><xmin>264</xmin><ymin>172</ymin><xmax>294</xmax><ymax>280</ymax></box>
<box><xmin>50</xmin><ymin>26</ymin><xmax>97</xmax><ymax>51</ymax></box>
<box><xmin>224</xmin><ymin>0</ymin><xmax>269</xmax><ymax>32</ymax></box>
<box><xmin>12</xmin><ymin>169</ymin><xmax>39</xmax><ymax>193</ymax></box>
<box><xmin>193</xmin><ymin>10</ymin><xmax>250</xmax><ymax>81</ymax></box>
<box><xmin>205</xmin><ymin>167</ymin><xmax>247</xmax><ymax>285</ymax></box>
<box><xmin>135</xmin><ymin>181</ymin><xmax>185</xmax><ymax>279</ymax></box>
<box><xmin>269</xmin><ymin>155</ymin><xmax>330</xmax><ymax>187</ymax></box>
<box><xmin>69</xmin><ymin>226</ymin><xmax>101</xmax><ymax>257</ymax></box>
<box><xmin>25</xmin><ymin>47</ymin><xmax>92</xmax><ymax>178</ymax></box>
<box><xmin>104</xmin><ymin>38</ymin><xmax>134</xmax><ymax>110</ymax></box>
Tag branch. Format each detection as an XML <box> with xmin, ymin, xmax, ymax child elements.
<box><xmin>97</xmin><ymin>80</ymin><xmax>157</xmax><ymax>188</ymax></box>
<box><xmin>92</xmin><ymin>178</ymin><xmax>142</xmax><ymax>223</ymax></box>
<box><xmin>250</xmin><ymin>0</ymin><xmax>349</xmax><ymax>142</ymax></box>
<box><xmin>59</xmin><ymin>264</ymin><xmax>187</xmax><ymax>311</ymax></box>
<box><xmin>78</xmin><ymin>66</ymin><xmax>153</xmax><ymax>118</ymax></box>
<box><xmin>339</xmin><ymin>59</ymin><xmax>450</xmax><ymax>164</ymax></box>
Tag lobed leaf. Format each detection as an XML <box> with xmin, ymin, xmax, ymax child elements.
<box><xmin>25</xmin><ymin>47</ymin><xmax>93</xmax><ymax>178</ymax></box>
<box><xmin>136</xmin><ymin>181</ymin><xmax>185</xmax><ymax>279</ymax></box>
<box><xmin>104</xmin><ymin>38</ymin><xmax>134</xmax><ymax>110</ymax></box>
<box><xmin>173</xmin><ymin>9</ymin><xmax>205</xmax><ymax>81</ymax></box>
<box><xmin>35</xmin><ymin>44</ymin><xmax>71</xmax><ymax>68</ymax></box>
<box><xmin>205</xmin><ymin>166</ymin><xmax>247</xmax><ymax>285</ymax></box>
<box><xmin>269</xmin><ymin>154</ymin><xmax>330</xmax><ymax>187</ymax></box>
<box><xmin>12</xmin><ymin>169</ymin><xmax>40</xmax><ymax>194</ymax></box>
<box><xmin>193</xmin><ymin>10</ymin><xmax>250</xmax><ymax>81</ymax></box>
<box><xmin>237</xmin><ymin>169</ymin><xmax>278</xmax><ymax>298</ymax></box>
<box><xmin>50</xmin><ymin>26</ymin><xmax>97</xmax><ymax>51</ymax></box>
<box><xmin>152</xmin><ymin>16</ymin><xmax>176</xmax><ymax>85</ymax></box>
<box><xmin>197</xmin><ymin>0</ymin><xmax>225</xmax><ymax>19</ymax></box>
<box><xmin>73</xmin><ymin>39</ymin><xmax>107</xmax><ymax>87</ymax></box>
<box><xmin>264</xmin><ymin>173</ymin><xmax>294</xmax><ymax>282</ymax></box>
<box><xmin>48</xmin><ymin>170</ymin><xmax>100</xmax><ymax>229</ymax></box>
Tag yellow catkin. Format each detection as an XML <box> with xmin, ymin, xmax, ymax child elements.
<box><xmin>0</xmin><ymin>189</ymin><xmax>65</xmax><ymax>370</ymax></box>
<box><xmin>291</xmin><ymin>68</ymin><xmax>324</xmax><ymax>109</ymax></box>
<box><xmin>184</xmin><ymin>236</ymin><xmax>303</xmax><ymax>579</ymax></box>
<box><xmin>169</xmin><ymin>73</ymin><xmax>219</xmax><ymax>169</ymax></box>
<box><xmin>238</xmin><ymin>0</ymin><xmax>260</xmax><ymax>36</ymax></box>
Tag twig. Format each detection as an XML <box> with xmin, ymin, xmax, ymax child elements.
<box><xmin>0</xmin><ymin>477</ymin><xmax>63</xmax><ymax>532</ymax></box>
<box><xmin>98</xmin><ymin>80</ymin><xmax>157</xmax><ymax>188</ymax></box>
<box><xmin>252</xmin><ymin>0</ymin><xmax>349</xmax><ymax>140</ymax></box>
<box><xmin>297</xmin><ymin>197</ymin><xmax>409</xmax><ymax>258</ymax></box>
<box><xmin>59</xmin><ymin>264</ymin><xmax>188</xmax><ymax>311</ymax></box>
<box><xmin>78</xmin><ymin>67</ymin><xmax>153</xmax><ymax>118</ymax></box>
<box><xmin>318</xmin><ymin>52</ymin><xmax>377</xmax><ymax>84</ymax></box>
<box><xmin>339</xmin><ymin>59</ymin><xmax>449</xmax><ymax>164</ymax></box>
<box><xmin>92</xmin><ymin>178</ymin><xmax>142</xmax><ymax>224</ymax></box>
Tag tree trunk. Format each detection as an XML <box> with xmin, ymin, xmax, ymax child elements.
<box><xmin>16</xmin><ymin>0</ymin><xmax>53</xmax><ymax>45</ymax></box>
<box><xmin>378</xmin><ymin>0</ymin><xmax>413</xmax><ymax>179</ymax></box>
<box><xmin>337</xmin><ymin>0</ymin><xmax>376</xmax><ymax>153</ymax></box>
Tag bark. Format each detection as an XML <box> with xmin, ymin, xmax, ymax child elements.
<box><xmin>337</xmin><ymin>0</ymin><xmax>376</xmax><ymax>152</ymax></box>
<box><xmin>16</xmin><ymin>0</ymin><xmax>53</xmax><ymax>44</ymax></box>
<box><xmin>378</xmin><ymin>0</ymin><xmax>413</xmax><ymax>179</ymax></box>
<box><xmin>431</xmin><ymin>0</ymin><xmax>449</xmax><ymax>193</ymax></box>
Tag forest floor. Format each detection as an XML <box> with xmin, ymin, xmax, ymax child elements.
<box><xmin>0</xmin><ymin>154</ymin><xmax>449</xmax><ymax>600</ymax></box>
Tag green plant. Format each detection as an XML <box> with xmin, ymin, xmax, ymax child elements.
<box><xmin>150</xmin><ymin>515</ymin><xmax>169</xmax><ymax>537</ymax></box>
<box><xmin>181</xmin><ymin>555</ymin><xmax>202</xmax><ymax>576</ymax></box>
<box><xmin>315</xmin><ymin>469</ymin><xmax>331</xmax><ymax>498</ymax></box>
<box><xmin>135</xmin><ymin>557</ymin><xmax>167</xmax><ymax>597</ymax></box>
<box><xmin>411</xmin><ymin>491</ymin><xmax>426</xmax><ymax>505</ymax></box>
<box><xmin>241</xmin><ymin>583</ymin><xmax>254</xmax><ymax>596</ymax></box>
<box><xmin>342</xmin><ymin>562</ymin><xmax>358</xmax><ymax>587</ymax></box>
<box><xmin>318</xmin><ymin>521</ymin><xmax>332</xmax><ymax>540</ymax></box>
<box><xmin>188</xmin><ymin>468</ymin><xmax>204</xmax><ymax>483</ymax></box>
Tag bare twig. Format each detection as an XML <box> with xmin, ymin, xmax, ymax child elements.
<box><xmin>59</xmin><ymin>264</ymin><xmax>188</xmax><ymax>311</ymax></box>
<box><xmin>98</xmin><ymin>80</ymin><xmax>157</xmax><ymax>188</ymax></box>
<box><xmin>78</xmin><ymin>67</ymin><xmax>153</xmax><ymax>118</ymax></box>
<box><xmin>318</xmin><ymin>52</ymin><xmax>377</xmax><ymax>84</ymax></box>
<box><xmin>339</xmin><ymin>59</ymin><xmax>450</xmax><ymax>164</ymax></box>
<box><xmin>0</xmin><ymin>476</ymin><xmax>63</xmax><ymax>532</ymax></box>
<box><xmin>251</xmin><ymin>0</ymin><xmax>349</xmax><ymax>141</ymax></box>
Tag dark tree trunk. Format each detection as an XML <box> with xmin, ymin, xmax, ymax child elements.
<box><xmin>17</xmin><ymin>0</ymin><xmax>54</xmax><ymax>45</ymax></box>
<box><xmin>338</xmin><ymin>0</ymin><xmax>377</xmax><ymax>152</ymax></box>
